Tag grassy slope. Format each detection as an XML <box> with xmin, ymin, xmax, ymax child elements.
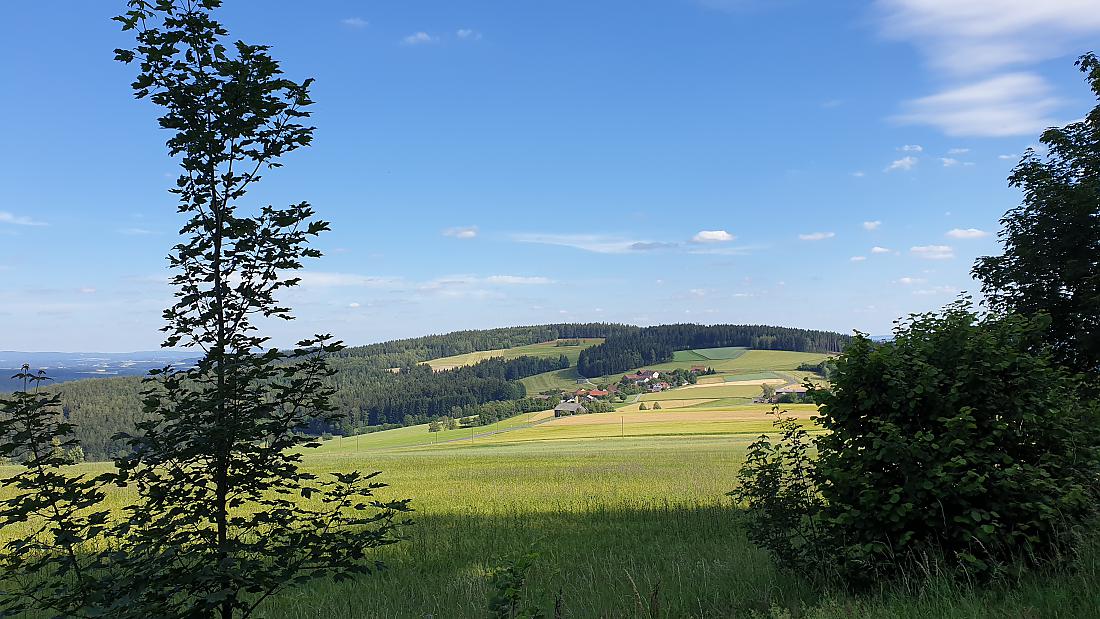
<box><xmin>424</xmin><ymin>338</ymin><xmax>603</xmax><ymax>371</ymax></box>
<box><xmin>275</xmin><ymin>409</ymin><xmax>1100</xmax><ymax>617</ymax></box>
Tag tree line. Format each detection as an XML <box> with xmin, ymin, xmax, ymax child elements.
<box><xmin>33</xmin><ymin>352</ymin><xmax>569</xmax><ymax>461</ymax></box>
<box><xmin>329</xmin><ymin>323</ymin><xmax>637</xmax><ymax>369</ymax></box>
<box><xmin>576</xmin><ymin>324</ymin><xmax>850</xmax><ymax>377</ymax></box>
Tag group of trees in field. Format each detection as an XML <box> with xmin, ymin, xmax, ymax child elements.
<box><xmin>576</xmin><ymin>324</ymin><xmax>850</xmax><ymax>377</ymax></box>
<box><xmin>735</xmin><ymin>53</ymin><xmax>1100</xmax><ymax>587</ymax></box>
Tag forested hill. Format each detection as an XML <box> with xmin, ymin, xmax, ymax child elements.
<box><xmin>330</xmin><ymin>323</ymin><xmax>638</xmax><ymax>369</ymax></box>
<box><xmin>576</xmin><ymin>324</ymin><xmax>851</xmax><ymax>377</ymax></box>
<box><xmin>11</xmin><ymin>322</ymin><xmax>851</xmax><ymax>461</ymax></box>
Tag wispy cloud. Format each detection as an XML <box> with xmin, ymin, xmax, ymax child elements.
<box><xmin>456</xmin><ymin>28</ymin><xmax>482</xmax><ymax>40</ymax></box>
<box><xmin>863</xmin><ymin>220</ymin><xmax>882</xmax><ymax>231</ymax></box>
<box><xmin>911</xmin><ymin>244</ymin><xmax>955</xmax><ymax>260</ymax></box>
<box><xmin>896</xmin><ymin>276</ymin><xmax>926</xmax><ymax>285</ymax></box>
<box><xmin>998</xmin><ymin>153</ymin><xmax>1018</xmax><ymax>160</ymax></box>
<box><xmin>885</xmin><ymin>156</ymin><xmax>918</xmax><ymax>172</ymax></box>
<box><xmin>484</xmin><ymin>275</ymin><xmax>553</xmax><ymax>285</ymax></box>
<box><xmin>402</xmin><ymin>32</ymin><xmax>437</xmax><ymax>45</ymax></box>
<box><xmin>692</xmin><ymin>229</ymin><xmax>735</xmax><ymax>243</ymax></box>
<box><xmin>871</xmin><ymin>246</ymin><xmax>892</xmax><ymax>254</ymax></box>
<box><xmin>851</xmin><ymin>171</ymin><xmax>866</xmax><ymax>178</ymax></box>
<box><xmin>295</xmin><ymin>272</ymin><xmax>402</xmax><ymax>288</ymax></box>
<box><xmin>798</xmin><ymin>231</ymin><xmax>835</xmax><ymax>241</ymax></box>
<box><xmin>850</xmin><ymin>256</ymin><xmax>867</xmax><ymax>262</ymax></box>
<box><xmin>899</xmin><ymin>144</ymin><xmax>923</xmax><ymax>152</ymax></box>
<box><xmin>947</xmin><ymin>147</ymin><xmax>970</xmax><ymax>154</ymax></box>
<box><xmin>118</xmin><ymin>227</ymin><xmax>156</xmax><ymax>236</ymax></box>
<box><xmin>630</xmin><ymin>241</ymin><xmax>679</xmax><ymax>251</ymax></box>
<box><xmin>512</xmin><ymin>233</ymin><xmax>678</xmax><ymax>254</ymax></box>
<box><xmin>894</xmin><ymin>73</ymin><xmax>1060</xmax><ymax>137</ymax></box>
<box><xmin>443</xmin><ymin>225</ymin><xmax>478</xmax><ymax>239</ymax></box>
<box><xmin>341</xmin><ymin>17</ymin><xmax>368</xmax><ymax>28</ymax></box>
<box><xmin>875</xmin><ymin>0</ymin><xmax>1100</xmax><ymax>76</ymax></box>
<box><xmin>940</xmin><ymin>157</ymin><xmax>960</xmax><ymax>167</ymax></box>
<box><xmin>946</xmin><ymin>227</ymin><xmax>990</xmax><ymax>239</ymax></box>
<box><xmin>913</xmin><ymin>285</ymin><xmax>959</xmax><ymax>296</ymax></box>
<box><xmin>0</xmin><ymin>211</ymin><xmax>47</xmax><ymax>226</ymax></box>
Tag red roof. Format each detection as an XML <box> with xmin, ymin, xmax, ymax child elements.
<box><xmin>588</xmin><ymin>389</ymin><xmax>609</xmax><ymax>396</ymax></box>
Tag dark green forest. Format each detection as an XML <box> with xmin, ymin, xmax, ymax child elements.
<box><xmin>576</xmin><ymin>324</ymin><xmax>851</xmax><ymax>377</ymax></box>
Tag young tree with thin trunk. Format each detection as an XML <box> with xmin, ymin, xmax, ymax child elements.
<box><xmin>110</xmin><ymin>1</ymin><xmax>410</xmax><ymax>616</ymax></box>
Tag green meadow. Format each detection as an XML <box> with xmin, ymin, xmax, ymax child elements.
<box><xmin>424</xmin><ymin>338</ymin><xmax>604</xmax><ymax>371</ymax></box>
<box><xmin>7</xmin><ymin>404</ymin><xmax>1098</xmax><ymax>617</ymax></box>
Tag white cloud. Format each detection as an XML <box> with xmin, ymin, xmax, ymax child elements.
<box><xmin>821</xmin><ymin>99</ymin><xmax>843</xmax><ymax>108</ymax></box>
<box><xmin>885</xmin><ymin>156</ymin><xmax>918</xmax><ymax>172</ymax></box>
<box><xmin>79</xmin><ymin>287</ymin><xmax>96</xmax><ymax>294</ymax></box>
<box><xmin>894</xmin><ymin>72</ymin><xmax>1060</xmax><ymax>137</ymax></box>
<box><xmin>911</xmin><ymin>244</ymin><xmax>955</xmax><ymax>260</ymax></box>
<box><xmin>850</xmin><ymin>256</ymin><xmax>867</xmax><ymax>262</ymax></box>
<box><xmin>0</xmin><ymin>211</ymin><xmax>47</xmax><ymax>226</ymax></box>
<box><xmin>871</xmin><ymin>246</ymin><xmax>892</xmax><ymax>254</ymax></box>
<box><xmin>456</xmin><ymin>29</ymin><xmax>482</xmax><ymax>40</ymax></box>
<box><xmin>896</xmin><ymin>276</ymin><xmax>926</xmax><ymax>285</ymax></box>
<box><xmin>798</xmin><ymin>231</ymin><xmax>835</xmax><ymax>241</ymax></box>
<box><xmin>692</xmin><ymin>229</ymin><xmax>735</xmax><ymax>243</ymax></box>
<box><xmin>863</xmin><ymin>220</ymin><xmax>882</xmax><ymax>231</ymax></box>
<box><xmin>899</xmin><ymin>144</ymin><xmax>923</xmax><ymax>152</ymax></box>
<box><xmin>875</xmin><ymin>0</ymin><xmax>1100</xmax><ymax>76</ymax></box>
<box><xmin>948</xmin><ymin>148</ymin><xmax>970</xmax><ymax>154</ymax></box>
<box><xmin>402</xmin><ymin>32</ymin><xmax>437</xmax><ymax>45</ymax></box>
<box><xmin>341</xmin><ymin>17</ymin><xmax>368</xmax><ymax>28</ymax></box>
<box><xmin>940</xmin><ymin>157</ymin><xmax>960</xmax><ymax>167</ymax></box>
<box><xmin>443</xmin><ymin>226</ymin><xmax>478</xmax><ymax>239</ymax></box>
<box><xmin>946</xmin><ymin>227</ymin><xmax>990</xmax><ymax>239</ymax></box>
<box><xmin>998</xmin><ymin>153</ymin><xmax>1018</xmax><ymax>160</ymax></box>
<box><xmin>484</xmin><ymin>275</ymin><xmax>553</xmax><ymax>285</ymax></box>
<box><xmin>118</xmin><ymin>227</ymin><xmax>155</xmax><ymax>235</ymax></box>
<box><xmin>348</xmin><ymin>302</ymin><xmax>361</xmax><ymax>308</ymax></box>
<box><xmin>851</xmin><ymin>171</ymin><xmax>866</xmax><ymax>177</ymax></box>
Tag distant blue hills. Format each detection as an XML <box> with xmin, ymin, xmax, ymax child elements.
<box><xmin>0</xmin><ymin>351</ymin><xmax>199</xmax><ymax>391</ymax></box>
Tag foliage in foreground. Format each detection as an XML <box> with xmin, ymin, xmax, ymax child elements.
<box><xmin>1</xmin><ymin>1</ymin><xmax>410</xmax><ymax>617</ymax></box>
<box><xmin>973</xmin><ymin>52</ymin><xmax>1100</xmax><ymax>377</ymax></box>
<box><xmin>734</xmin><ymin>301</ymin><xmax>1100</xmax><ymax>585</ymax></box>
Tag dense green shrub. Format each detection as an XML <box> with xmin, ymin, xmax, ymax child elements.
<box><xmin>735</xmin><ymin>301</ymin><xmax>1100</xmax><ymax>584</ymax></box>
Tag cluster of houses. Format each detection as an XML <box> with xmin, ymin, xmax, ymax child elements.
<box><xmin>752</xmin><ymin>385</ymin><xmax>809</xmax><ymax>404</ymax></box>
<box><xmin>621</xmin><ymin>369</ymin><xmax>673</xmax><ymax>392</ymax></box>
<box><xmin>552</xmin><ymin>385</ymin><xmax>618</xmax><ymax>416</ymax></box>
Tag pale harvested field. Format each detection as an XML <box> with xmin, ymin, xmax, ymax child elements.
<box><xmin>547</xmin><ymin>408</ymin><xmax>814</xmax><ymax>427</ymax></box>
<box><xmin>682</xmin><ymin>378</ymin><xmax>788</xmax><ymax>388</ymax></box>
<box><xmin>616</xmin><ymin>398</ymin><xmax>718</xmax><ymax>412</ymax></box>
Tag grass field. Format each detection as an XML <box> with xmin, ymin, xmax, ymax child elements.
<box><xmin>518</xmin><ymin>366</ymin><xmax>586</xmax><ymax>393</ymax></box>
<box><xmin>4</xmin><ymin>402</ymin><xmax>1099</xmax><ymax>617</ymax></box>
<box><xmin>425</xmin><ymin>338</ymin><xmax>603</xmax><ymax>371</ymax></box>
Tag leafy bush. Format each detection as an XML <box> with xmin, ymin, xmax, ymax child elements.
<box><xmin>735</xmin><ymin>301</ymin><xmax>1100</xmax><ymax>584</ymax></box>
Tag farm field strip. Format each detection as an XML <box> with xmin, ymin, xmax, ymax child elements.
<box><xmin>424</xmin><ymin>338</ymin><xmax>603</xmax><ymax>371</ymax></box>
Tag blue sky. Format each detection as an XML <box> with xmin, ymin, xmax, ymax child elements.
<box><xmin>2</xmin><ymin>1</ymin><xmax>1098</xmax><ymax>351</ymax></box>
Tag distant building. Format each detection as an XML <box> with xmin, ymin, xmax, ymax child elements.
<box><xmin>775</xmin><ymin>386</ymin><xmax>808</xmax><ymax>395</ymax></box>
<box><xmin>623</xmin><ymin>370</ymin><xmax>660</xmax><ymax>385</ymax></box>
<box><xmin>690</xmin><ymin>365</ymin><xmax>708</xmax><ymax>373</ymax></box>
<box><xmin>587</xmin><ymin>389</ymin><xmax>609</xmax><ymax>397</ymax></box>
<box><xmin>554</xmin><ymin>402</ymin><xmax>587</xmax><ymax>417</ymax></box>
